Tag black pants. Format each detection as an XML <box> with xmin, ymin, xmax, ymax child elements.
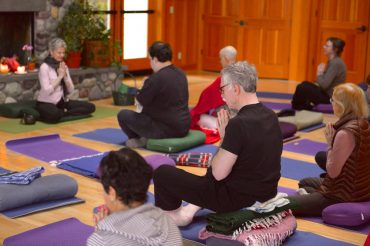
<box><xmin>315</xmin><ymin>151</ymin><xmax>327</xmax><ymax>171</ymax></box>
<box><xmin>36</xmin><ymin>99</ymin><xmax>95</xmax><ymax>123</ymax></box>
<box><xmin>291</xmin><ymin>81</ymin><xmax>330</xmax><ymax>110</ymax></box>
<box><xmin>153</xmin><ymin>165</ymin><xmax>256</xmax><ymax>213</ymax></box>
<box><xmin>117</xmin><ymin>109</ymin><xmax>172</xmax><ymax>139</ymax></box>
<box><xmin>289</xmin><ymin>177</ymin><xmax>337</xmax><ymax>216</ymax></box>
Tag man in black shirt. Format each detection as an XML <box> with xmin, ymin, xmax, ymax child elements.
<box><xmin>117</xmin><ymin>41</ymin><xmax>191</xmax><ymax>148</ymax></box>
<box><xmin>154</xmin><ymin>61</ymin><xmax>283</xmax><ymax>226</ymax></box>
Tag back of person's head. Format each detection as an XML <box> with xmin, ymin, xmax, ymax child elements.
<box><xmin>220</xmin><ymin>46</ymin><xmax>237</xmax><ymax>62</ymax></box>
<box><xmin>332</xmin><ymin>83</ymin><xmax>369</xmax><ymax>118</ymax></box>
<box><xmin>148</xmin><ymin>41</ymin><xmax>172</xmax><ymax>62</ymax></box>
<box><xmin>99</xmin><ymin>148</ymin><xmax>153</xmax><ymax>206</ymax></box>
<box><xmin>221</xmin><ymin>61</ymin><xmax>258</xmax><ymax>93</ymax></box>
<box><xmin>327</xmin><ymin>37</ymin><xmax>345</xmax><ymax>57</ymax></box>
<box><xmin>48</xmin><ymin>38</ymin><xmax>67</xmax><ymax>52</ymax></box>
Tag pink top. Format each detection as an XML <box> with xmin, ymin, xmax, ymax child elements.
<box><xmin>37</xmin><ymin>63</ymin><xmax>74</xmax><ymax>104</ymax></box>
<box><xmin>326</xmin><ymin>129</ymin><xmax>356</xmax><ymax>178</ymax></box>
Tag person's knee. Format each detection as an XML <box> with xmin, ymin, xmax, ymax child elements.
<box><xmin>298</xmin><ymin>177</ymin><xmax>312</xmax><ymax>188</ymax></box>
<box><xmin>42</xmin><ymin>110</ymin><xmax>63</xmax><ymax>123</ymax></box>
<box><xmin>153</xmin><ymin>165</ymin><xmax>174</xmax><ymax>184</ymax></box>
<box><xmin>87</xmin><ymin>102</ymin><xmax>96</xmax><ymax>113</ymax></box>
<box><xmin>117</xmin><ymin>110</ymin><xmax>136</xmax><ymax>123</ymax></box>
<box><xmin>315</xmin><ymin>151</ymin><xmax>327</xmax><ymax>165</ymax></box>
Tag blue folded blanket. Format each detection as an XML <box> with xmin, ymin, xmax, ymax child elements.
<box><xmin>0</xmin><ymin>166</ymin><xmax>44</xmax><ymax>185</ymax></box>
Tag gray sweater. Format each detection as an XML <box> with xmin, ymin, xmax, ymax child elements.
<box><xmin>87</xmin><ymin>203</ymin><xmax>183</xmax><ymax>246</ymax></box>
<box><xmin>317</xmin><ymin>56</ymin><xmax>346</xmax><ymax>97</ymax></box>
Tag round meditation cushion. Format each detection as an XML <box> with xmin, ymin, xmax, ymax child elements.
<box><xmin>322</xmin><ymin>201</ymin><xmax>370</xmax><ymax>226</ymax></box>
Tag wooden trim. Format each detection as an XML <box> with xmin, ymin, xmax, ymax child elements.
<box><xmin>288</xmin><ymin>0</ymin><xmax>312</xmax><ymax>81</ymax></box>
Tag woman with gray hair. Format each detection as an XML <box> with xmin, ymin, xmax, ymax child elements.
<box><xmin>36</xmin><ymin>38</ymin><xmax>95</xmax><ymax>123</ymax></box>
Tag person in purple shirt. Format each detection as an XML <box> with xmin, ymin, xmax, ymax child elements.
<box><xmin>36</xmin><ymin>38</ymin><xmax>95</xmax><ymax>123</ymax></box>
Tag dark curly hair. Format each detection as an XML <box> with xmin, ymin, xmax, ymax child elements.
<box><xmin>148</xmin><ymin>41</ymin><xmax>172</xmax><ymax>62</ymax></box>
<box><xmin>327</xmin><ymin>37</ymin><xmax>345</xmax><ymax>57</ymax></box>
<box><xmin>99</xmin><ymin>148</ymin><xmax>153</xmax><ymax>206</ymax></box>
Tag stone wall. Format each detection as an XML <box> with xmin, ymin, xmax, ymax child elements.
<box><xmin>34</xmin><ymin>0</ymin><xmax>74</xmax><ymax>63</ymax></box>
<box><xmin>0</xmin><ymin>67</ymin><xmax>126</xmax><ymax>104</ymax></box>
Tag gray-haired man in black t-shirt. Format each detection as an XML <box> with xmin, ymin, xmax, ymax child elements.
<box><xmin>154</xmin><ymin>61</ymin><xmax>283</xmax><ymax>226</ymax></box>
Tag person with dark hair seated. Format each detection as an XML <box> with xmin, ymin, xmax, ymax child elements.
<box><xmin>117</xmin><ymin>41</ymin><xmax>190</xmax><ymax>148</ymax></box>
<box><xmin>87</xmin><ymin>148</ymin><xmax>182</xmax><ymax>246</ymax></box>
<box><xmin>291</xmin><ymin>37</ymin><xmax>346</xmax><ymax>110</ymax></box>
<box><xmin>153</xmin><ymin>61</ymin><xmax>282</xmax><ymax>226</ymax></box>
<box><xmin>36</xmin><ymin>38</ymin><xmax>95</xmax><ymax>123</ymax></box>
<box><xmin>289</xmin><ymin>83</ymin><xmax>370</xmax><ymax>217</ymax></box>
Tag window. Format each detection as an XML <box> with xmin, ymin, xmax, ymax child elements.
<box><xmin>123</xmin><ymin>0</ymin><xmax>148</xmax><ymax>59</ymax></box>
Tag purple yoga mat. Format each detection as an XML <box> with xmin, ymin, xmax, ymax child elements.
<box><xmin>3</xmin><ymin>217</ymin><xmax>94</xmax><ymax>246</ymax></box>
<box><xmin>6</xmin><ymin>134</ymin><xmax>99</xmax><ymax>164</ymax></box>
<box><xmin>284</xmin><ymin>139</ymin><xmax>326</xmax><ymax>156</ymax></box>
<box><xmin>261</xmin><ymin>101</ymin><xmax>291</xmax><ymax>110</ymax></box>
<box><xmin>279</xmin><ymin>186</ymin><xmax>370</xmax><ymax>234</ymax></box>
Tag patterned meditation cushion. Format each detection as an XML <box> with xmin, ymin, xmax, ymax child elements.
<box><xmin>146</xmin><ymin>130</ymin><xmax>206</xmax><ymax>153</ymax></box>
<box><xmin>322</xmin><ymin>201</ymin><xmax>370</xmax><ymax>226</ymax></box>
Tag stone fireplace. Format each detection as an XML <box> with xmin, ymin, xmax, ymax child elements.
<box><xmin>0</xmin><ymin>0</ymin><xmax>125</xmax><ymax>104</ymax></box>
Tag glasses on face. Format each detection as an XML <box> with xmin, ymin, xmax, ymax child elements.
<box><xmin>330</xmin><ymin>98</ymin><xmax>334</xmax><ymax>104</ymax></box>
<box><xmin>219</xmin><ymin>83</ymin><xmax>230</xmax><ymax>94</ymax></box>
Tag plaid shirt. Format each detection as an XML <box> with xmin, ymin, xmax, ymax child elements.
<box><xmin>0</xmin><ymin>166</ymin><xmax>44</xmax><ymax>185</ymax></box>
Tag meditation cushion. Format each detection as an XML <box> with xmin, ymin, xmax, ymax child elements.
<box><xmin>144</xmin><ymin>154</ymin><xmax>176</xmax><ymax>169</ymax></box>
<box><xmin>58</xmin><ymin>114</ymin><xmax>91</xmax><ymax>123</ymax></box>
<box><xmin>322</xmin><ymin>201</ymin><xmax>370</xmax><ymax>227</ymax></box>
<box><xmin>278</xmin><ymin>110</ymin><xmax>323</xmax><ymax>130</ymax></box>
<box><xmin>279</xmin><ymin>122</ymin><xmax>297</xmax><ymax>139</ymax></box>
<box><xmin>0</xmin><ymin>100</ymin><xmax>37</xmax><ymax>118</ymax></box>
<box><xmin>0</xmin><ymin>174</ymin><xmax>78</xmax><ymax>212</ymax></box>
<box><xmin>313</xmin><ymin>104</ymin><xmax>333</xmax><ymax>113</ymax></box>
<box><xmin>146</xmin><ymin>130</ymin><xmax>206</xmax><ymax>153</ymax></box>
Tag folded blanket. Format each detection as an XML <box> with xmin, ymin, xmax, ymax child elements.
<box><xmin>0</xmin><ymin>174</ymin><xmax>78</xmax><ymax>212</ymax></box>
<box><xmin>206</xmin><ymin>200</ymin><xmax>298</xmax><ymax>235</ymax></box>
<box><xmin>167</xmin><ymin>153</ymin><xmax>213</xmax><ymax>168</ymax></box>
<box><xmin>247</xmin><ymin>192</ymin><xmax>290</xmax><ymax>213</ymax></box>
<box><xmin>0</xmin><ymin>166</ymin><xmax>44</xmax><ymax>185</ymax></box>
<box><xmin>200</xmin><ymin>212</ymin><xmax>296</xmax><ymax>246</ymax></box>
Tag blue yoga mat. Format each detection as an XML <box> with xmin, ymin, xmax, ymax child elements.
<box><xmin>57</xmin><ymin>153</ymin><xmax>108</xmax><ymax>178</ymax></box>
<box><xmin>261</xmin><ymin>101</ymin><xmax>291</xmax><ymax>110</ymax></box>
<box><xmin>257</xmin><ymin>92</ymin><xmax>293</xmax><ymax>100</ymax></box>
<box><xmin>73</xmin><ymin>128</ymin><xmax>128</xmax><ymax>145</ymax></box>
<box><xmin>281</xmin><ymin>157</ymin><xmax>322</xmax><ymax>181</ymax></box>
<box><xmin>2</xmin><ymin>197</ymin><xmax>85</xmax><ymax>219</ymax></box>
<box><xmin>179</xmin><ymin>144</ymin><xmax>218</xmax><ymax>155</ymax></box>
<box><xmin>284</xmin><ymin>139</ymin><xmax>327</xmax><ymax>156</ymax></box>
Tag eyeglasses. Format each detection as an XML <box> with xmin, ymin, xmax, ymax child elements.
<box><xmin>330</xmin><ymin>98</ymin><xmax>334</xmax><ymax>103</ymax></box>
<box><xmin>219</xmin><ymin>83</ymin><xmax>231</xmax><ymax>94</ymax></box>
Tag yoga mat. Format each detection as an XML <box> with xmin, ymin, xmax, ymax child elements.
<box><xmin>6</xmin><ymin>134</ymin><xmax>99</xmax><ymax>164</ymax></box>
<box><xmin>257</xmin><ymin>91</ymin><xmax>293</xmax><ymax>100</ymax></box>
<box><xmin>3</xmin><ymin>217</ymin><xmax>94</xmax><ymax>246</ymax></box>
<box><xmin>2</xmin><ymin>197</ymin><xmax>85</xmax><ymax>219</ymax></box>
<box><xmin>279</xmin><ymin>187</ymin><xmax>370</xmax><ymax>235</ymax></box>
<box><xmin>284</xmin><ymin>139</ymin><xmax>327</xmax><ymax>156</ymax></box>
<box><xmin>0</xmin><ymin>107</ymin><xmax>119</xmax><ymax>133</ymax></box>
<box><xmin>281</xmin><ymin>157</ymin><xmax>323</xmax><ymax>181</ymax></box>
<box><xmin>299</xmin><ymin>123</ymin><xmax>325</xmax><ymax>132</ymax></box>
<box><xmin>261</xmin><ymin>101</ymin><xmax>291</xmax><ymax>110</ymax></box>
<box><xmin>179</xmin><ymin>144</ymin><xmax>218</xmax><ymax>155</ymax></box>
<box><xmin>206</xmin><ymin>232</ymin><xmax>354</xmax><ymax>246</ymax></box>
<box><xmin>74</xmin><ymin>128</ymin><xmax>128</xmax><ymax>145</ymax></box>
<box><xmin>57</xmin><ymin>153</ymin><xmax>107</xmax><ymax>178</ymax></box>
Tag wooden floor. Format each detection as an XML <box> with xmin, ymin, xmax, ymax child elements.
<box><xmin>0</xmin><ymin>71</ymin><xmax>366</xmax><ymax>245</ymax></box>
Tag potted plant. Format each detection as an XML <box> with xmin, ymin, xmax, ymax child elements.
<box><xmin>57</xmin><ymin>1</ymin><xmax>88</xmax><ymax>68</ymax></box>
<box><xmin>82</xmin><ymin>3</ymin><xmax>112</xmax><ymax>68</ymax></box>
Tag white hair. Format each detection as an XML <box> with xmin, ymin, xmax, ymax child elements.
<box><xmin>48</xmin><ymin>38</ymin><xmax>67</xmax><ymax>51</ymax></box>
<box><xmin>221</xmin><ymin>61</ymin><xmax>258</xmax><ymax>93</ymax></box>
<box><xmin>219</xmin><ymin>46</ymin><xmax>237</xmax><ymax>62</ymax></box>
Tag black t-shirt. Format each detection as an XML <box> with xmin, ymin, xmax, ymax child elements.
<box><xmin>210</xmin><ymin>103</ymin><xmax>282</xmax><ymax>204</ymax></box>
<box><xmin>136</xmin><ymin>64</ymin><xmax>191</xmax><ymax>137</ymax></box>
